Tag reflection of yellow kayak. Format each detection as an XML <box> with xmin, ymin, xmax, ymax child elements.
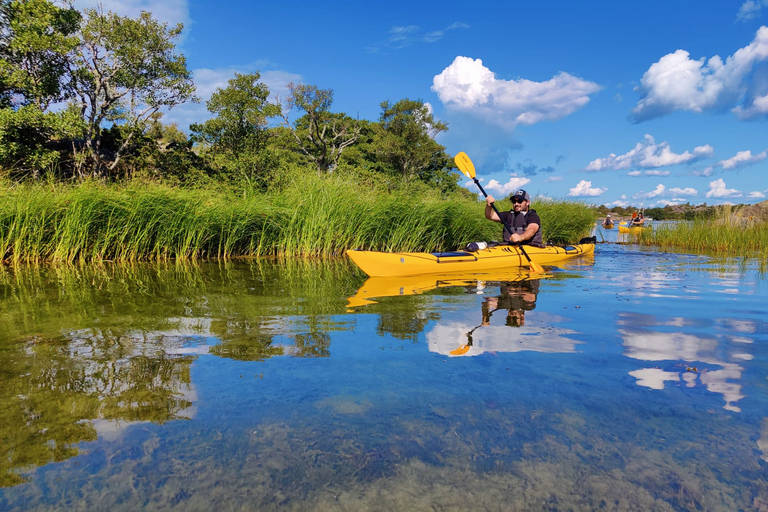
<box><xmin>347</xmin><ymin>270</ymin><xmax>536</xmax><ymax>309</ymax></box>
<box><xmin>346</xmin><ymin>242</ymin><xmax>595</xmax><ymax>277</ymax></box>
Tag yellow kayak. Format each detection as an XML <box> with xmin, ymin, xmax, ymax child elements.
<box><xmin>618</xmin><ymin>224</ymin><xmax>650</xmax><ymax>233</ymax></box>
<box><xmin>346</xmin><ymin>242</ymin><xmax>595</xmax><ymax>277</ymax></box>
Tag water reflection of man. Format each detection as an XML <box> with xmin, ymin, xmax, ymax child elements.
<box><xmin>481</xmin><ymin>279</ymin><xmax>540</xmax><ymax>327</ymax></box>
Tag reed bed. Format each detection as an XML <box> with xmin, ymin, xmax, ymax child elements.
<box><xmin>0</xmin><ymin>174</ymin><xmax>596</xmax><ymax>264</ymax></box>
<box><xmin>640</xmin><ymin>213</ymin><xmax>768</xmax><ymax>257</ymax></box>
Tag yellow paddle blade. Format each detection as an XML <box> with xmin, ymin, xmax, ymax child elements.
<box><xmin>528</xmin><ymin>260</ymin><xmax>545</xmax><ymax>274</ymax></box>
<box><xmin>450</xmin><ymin>344</ymin><xmax>471</xmax><ymax>355</ymax></box>
<box><xmin>454</xmin><ymin>151</ymin><xmax>476</xmax><ymax>179</ymax></box>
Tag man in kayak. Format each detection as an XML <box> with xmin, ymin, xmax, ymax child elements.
<box><xmin>485</xmin><ymin>189</ymin><xmax>544</xmax><ymax>247</ymax></box>
<box><xmin>603</xmin><ymin>214</ymin><xmax>613</xmax><ymax>227</ymax></box>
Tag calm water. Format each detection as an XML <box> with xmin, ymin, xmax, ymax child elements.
<box><xmin>1</xmin><ymin>236</ymin><xmax>767</xmax><ymax>511</ymax></box>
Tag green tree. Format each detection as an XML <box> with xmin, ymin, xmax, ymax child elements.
<box><xmin>69</xmin><ymin>7</ymin><xmax>196</xmax><ymax>178</ymax></box>
<box><xmin>282</xmin><ymin>82</ymin><xmax>360</xmax><ymax>173</ymax></box>
<box><xmin>0</xmin><ymin>0</ymin><xmax>81</xmax><ymax>179</ymax></box>
<box><xmin>0</xmin><ymin>103</ymin><xmax>82</xmax><ymax>179</ymax></box>
<box><xmin>0</xmin><ymin>0</ymin><xmax>80</xmax><ymax>109</ymax></box>
<box><xmin>190</xmin><ymin>72</ymin><xmax>280</xmax><ymax>188</ymax></box>
<box><xmin>375</xmin><ymin>98</ymin><xmax>451</xmax><ymax>183</ymax></box>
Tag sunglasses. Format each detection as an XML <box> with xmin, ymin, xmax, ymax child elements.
<box><xmin>512</xmin><ymin>199</ymin><xmax>525</xmax><ymax>204</ymax></box>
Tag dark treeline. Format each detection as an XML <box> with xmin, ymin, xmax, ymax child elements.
<box><xmin>0</xmin><ymin>0</ymin><xmax>465</xmax><ymax>195</ymax></box>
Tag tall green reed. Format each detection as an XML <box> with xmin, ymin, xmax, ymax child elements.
<box><xmin>640</xmin><ymin>207</ymin><xmax>768</xmax><ymax>256</ymax></box>
<box><xmin>0</xmin><ymin>173</ymin><xmax>597</xmax><ymax>263</ymax></box>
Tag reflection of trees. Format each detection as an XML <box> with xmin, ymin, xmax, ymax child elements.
<box><xmin>0</xmin><ymin>331</ymin><xmax>195</xmax><ymax>488</ymax></box>
<box><xmin>377</xmin><ymin>311</ymin><xmax>439</xmax><ymax>342</ymax></box>
<box><xmin>0</xmin><ymin>258</ymin><xmax>368</xmax><ymax>485</ymax></box>
<box><xmin>290</xmin><ymin>332</ymin><xmax>331</xmax><ymax>358</ymax></box>
<box><xmin>208</xmin><ymin>319</ymin><xmax>284</xmax><ymax>361</ymax></box>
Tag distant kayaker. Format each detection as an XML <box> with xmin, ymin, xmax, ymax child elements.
<box><xmin>485</xmin><ymin>189</ymin><xmax>544</xmax><ymax>247</ymax></box>
<box><xmin>602</xmin><ymin>214</ymin><xmax>613</xmax><ymax>227</ymax></box>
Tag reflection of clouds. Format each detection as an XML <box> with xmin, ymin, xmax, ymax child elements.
<box><xmin>719</xmin><ymin>319</ymin><xmax>757</xmax><ymax>333</ymax></box>
<box><xmin>428</xmin><ymin>312</ymin><xmax>581</xmax><ymax>357</ymax></box>
<box><xmin>629</xmin><ymin>368</ymin><xmax>679</xmax><ymax>390</ymax></box>
<box><xmin>621</xmin><ymin>330</ymin><xmax>719</xmax><ymax>361</ymax></box>
<box><xmin>700</xmin><ymin>364</ymin><xmax>745</xmax><ymax>413</ymax></box>
<box><xmin>622</xmin><ymin>326</ymin><xmax>747</xmax><ymax>412</ymax></box>
<box><xmin>759</xmin><ymin>419</ymin><xmax>768</xmax><ymax>462</ymax></box>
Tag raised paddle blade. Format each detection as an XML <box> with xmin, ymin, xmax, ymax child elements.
<box><xmin>454</xmin><ymin>151</ymin><xmax>476</xmax><ymax>179</ymax></box>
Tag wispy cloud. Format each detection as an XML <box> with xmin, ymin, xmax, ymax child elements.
<box><xmin>74</xmin><ymin>0</ymin><xmax>191</xmax><ymax>32</ymax></box>
<box><xmin>586</xmin><ymin>134</ymin><xmax>713</xmax><ymax>171</ymax></box>
<box><xmin>628</xmin><ymin>169</ymin><xmax>671</xmax><ymax>176</ymax></box>
<box><xmin>633</xmin><ymin>26</ymin><xmax>768</xmax><ymax>122</ymax></box>
<box><xmin>737</xmin><ymin>0</ymin><xmax>768</xmax><ymax>21</ymax></box>
<box><xmin>689</xmin><ymin>147</ymin><xmax>768</xmax><ymax>176</ymax></box>
<box><xmin>162</xmin><ymin>66</ymin><xmax>301</xmax><ymax>130</ymax></box>
<box><xmin>568</xmin><ymin>180</ymin><xmax>606</xmax><ymax>197</ymax></box>
<box><xmin>432</xmin><ymin>56</ymin><xmax>601</xmax><ymax>131</ymax></box>
<box><xmin>718</xmin><ymin>148</ymin><xmax>768</xmax><ymax>169</ymax></box>
<box><xmin>635</xmin><ymin>184</ymin><xmax>698</xmax><ymax>200</ymax></box>
<box><xmin>511</xmin><ymin>159</ymin><xmax>555</xmax><ymax>177</ymax></box>
<box><xmin>367</xmin><ymin>22</ymin><xmax>469</xmax><ymax>53</ymax></box>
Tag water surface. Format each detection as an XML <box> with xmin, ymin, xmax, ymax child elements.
<box><xmin>1</xmin><ymin>242</ymin><xmax>767</xmax><ymax>511</ymax></box>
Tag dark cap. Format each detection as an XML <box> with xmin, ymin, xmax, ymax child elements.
<box><xmin>511</xmin><ymin>189</ymin><xmax>530</xmax><ymax>202</ymax></box>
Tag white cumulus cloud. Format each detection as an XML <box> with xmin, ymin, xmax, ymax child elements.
<box><xmin>646</xmin><ymin>184</ymin><xmax>666</xmax><ymax>198</ymax></box>
<box><xmin>706</xmin><ymin>178</ymin><xmax>742</xmax><ymax>198</ymax></box>
<box><xmin>568</xmin><ymin>180</ymin><xmax>606</xmax><ymax>197</ymax></box>
<box><xmin>432</xmin><ymin>56</ymin><xmax>601</xmax><ymax>130</ymax></box>
<box><xmin>633</xmin><ymin>26</ymin><xmax>768</xmax><ymax>121</ymax></box>
<box><xmin>586</xmin><ymin>134</ymin><xmax>713</xmax><ymax>171</ymax></box>
<box><xmin>668</xmin><ymin>187</ymin><xmax>698</xmax><ymax>196</ymax></box>
<box><xmin>485</xmin><ymin>177</ymin><xmax>531</xmax><ymax>196</ymax></box>
<box><xmin>748</xmin><ymin>190</ymin><xmax>767</xmax><ymax>198</ymax></box>
<box><xmin>719</xmin><ymin>149</ymin><xmax>768</xmax><ymax>169</ymax></box>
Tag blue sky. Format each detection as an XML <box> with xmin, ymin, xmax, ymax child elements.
<box><xmin>76</xmin><ymin>0</ymin><xmax>768</xmax><ymax>207</ymax></box>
